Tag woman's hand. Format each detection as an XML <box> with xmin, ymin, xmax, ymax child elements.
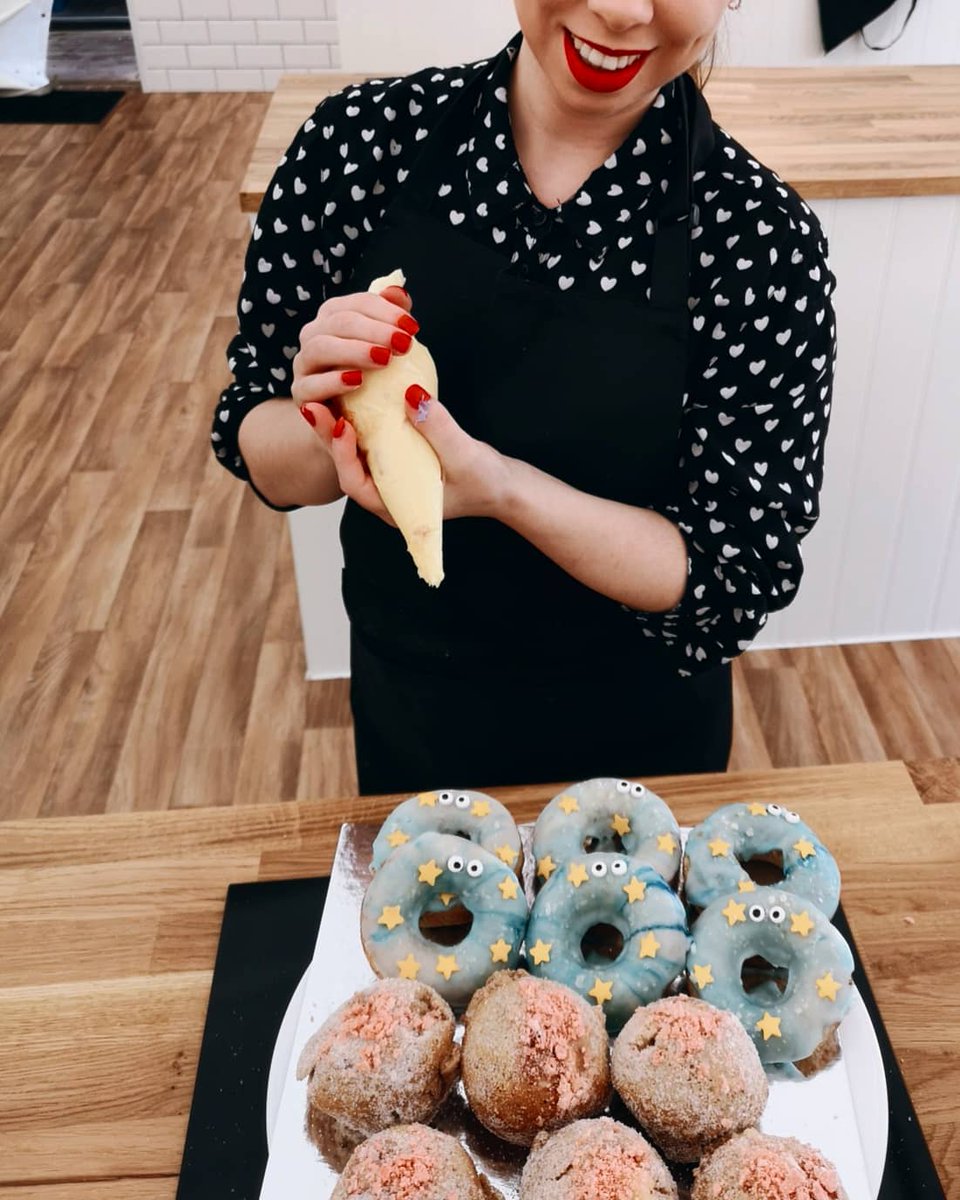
<box><xmin>292</xmin><ymin>282</ymin><xmax>417</xmax><ymax>410</ymax></box>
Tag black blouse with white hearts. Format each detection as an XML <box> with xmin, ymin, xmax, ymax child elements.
<box><xmin>213</xmin><ymin>31</ymin><xmax>837</xmax><ymax>677</ymax></box>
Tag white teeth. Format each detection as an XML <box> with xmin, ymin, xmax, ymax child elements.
<box><xmin>570</xmin><ymin>33</ymin><xmax>643</xmax><ymax>72</ymax></box>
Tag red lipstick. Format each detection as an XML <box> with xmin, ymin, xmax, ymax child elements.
<box><xmin>563</xmin><ymin>27</ymin><xmax>651</xmax><ymax>94</ymax></box>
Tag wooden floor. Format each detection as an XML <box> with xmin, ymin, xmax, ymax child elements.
<box><xmin>1</xmin><ymin>90</ymin><xmax>958</xmax><ymax>822</ymax></box>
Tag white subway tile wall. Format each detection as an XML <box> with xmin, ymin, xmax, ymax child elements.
<box><xmin>129</xmin><ymin>0</ymin><xmax>341</xmax><ymax>90</ymax></box>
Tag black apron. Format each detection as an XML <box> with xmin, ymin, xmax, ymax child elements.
<box><xmin>818</xmin><ymin>0</ymin><xmax>918</xmax><ymax>52</ymax></box>
<box><xmin>339</xmin><ymin>65</ymin><xmax>733</xmax><ymax>795</ymax></box>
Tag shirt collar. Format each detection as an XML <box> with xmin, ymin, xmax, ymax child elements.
<box><xmin>465</xmin><ymin>30</ymin><xmax>683</xmax><ymax>247</ymax></box>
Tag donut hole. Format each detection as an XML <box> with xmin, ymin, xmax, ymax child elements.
<box><xmin>419</xmin><ymin>903</ymin><xmax>474</xmax><ymax>946</ymax></box>
<box><xmin>738</xmin><ymin>850</ymin><xmax>785</xmax><ymax>886</ymax></box>
<box><xmin>582</xmin><ymin>832</ymin><xmax>627</xmax><ymax>854</ymax></box>
<box><xmin>580</xmin><ymin>923</ymin><xmax>625</xmax><ymax>965</ymax></box>
<box><xmin>740</xmin><ymin>954</ymin><xmax>789</xmax><ymax>995</ymax></box>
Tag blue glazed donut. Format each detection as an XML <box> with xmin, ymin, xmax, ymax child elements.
<box><xmin>524</xmin><ymin>853</ymin><xmax>689</xmax><ymax>1033</ymax></box>
<box><xmin>683</xmin><ymin>802</ymin><xmax>841</xmax><ymax>917</ymax></box>
<box><xmin>531</xmin><ymin>778</ymin><xmax>682</xmax><ymax>887</ymax></box>
<box><xmin>371</xmin><ymin>789</ymin><xmax>522</xmax><ymax>877</ymax></box>
<box><xmin>360</xmin><ymin>832</ymin><xmax>529</xmax><ymax>1010</ymax></box>
<box><xmin>686</xmin><ymin>886</ymin><xmax>855</xmax><ymax>1065</ymax></box>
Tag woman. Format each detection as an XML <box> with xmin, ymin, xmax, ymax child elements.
<box><xmin>213</xmin><ymin>1</ymin><xmax>837</xmax><ymax>794</ymax></box>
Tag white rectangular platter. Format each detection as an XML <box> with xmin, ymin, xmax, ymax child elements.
<box><xmin>260</xmin><ymin>822</ymin><xmax>882</xmax><ymax>1199</ymax></box>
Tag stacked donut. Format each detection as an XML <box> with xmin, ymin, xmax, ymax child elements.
<box><xmin>298</xmin><ymin>779</ymin><xmax>855</xmax><ymax>1198</ymax></box>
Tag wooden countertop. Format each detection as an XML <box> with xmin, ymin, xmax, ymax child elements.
<box><xmin>240</xmin><ymin>65</ymin><xmax>960</xmax><ymax>212</ymax></box>
<box><xmin>1</xmin><ymin>758</ymin><xmax>958</xmax><ymax>1197</ymax></box>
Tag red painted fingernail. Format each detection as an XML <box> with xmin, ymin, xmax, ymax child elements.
<box><xmin>397</xmin><ymin>313</ymin><xmax>419</xmax><ymax>336</ymax></box>
<box><xmin>341</xmin><ymin>370</ymin><xmax>363</xmax><ymax>386</ymax></box>
<box><xmin>391</xmin><ymin>330</ymin><xmax>412</xmax><ymax>354</ymax></box>
<box><xmin>299</xmin><ymin>404</ymin><xmax>316</xmax><ymax>427</ymax></box>
<box><xmin>370</xmin><ymin>345</ymin><xmax>391</xmax><ymax>366</ymax></box>
<box><xmin>332</xmin><ymin>417</ymin><xmax>346</xmax><ymax>439</ymax></box>
<box><xmin>405</xmin><ymin>384</ymin><xmax>431</xmax><ymax>407</ymax></box>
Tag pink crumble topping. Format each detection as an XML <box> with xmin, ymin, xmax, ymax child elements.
<box><xmin>648</xmin><ymin>997</ymin><xmax>728</xmax><ymax>1066</ymax></box>
<box><xmin>518</xmin><ymin>977</ymin><xmax>591</xmax><ymax>1114</ymax></box>
<box><xmin>567</xmin><ymin>1133</ymin><xmax>652</xmax><ymax>1199</ymax></box>
<box><xmin>345</xmin><ymin>1129</ymin><xmax>438</xmax><ymax>1198</ymax></box>
<box><xmin>320</xmin><ymin>989</ymin><xmax>441</xmax><ymax>1072</ymax></box>
<box><xmin>737</xmin><ymin>1143</ymin><xmax>844</xmax><ymax>1199</ymax></box>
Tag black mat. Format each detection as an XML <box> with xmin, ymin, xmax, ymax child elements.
<box><xmin>176</xmin><ymin>877</ymin><xmax>945</xmax><ymax>1199</ymax></box>
<box><xmin>0</xmin><ymin>89</ymin><xmax>125</xmax><ymax>124</ymax></box>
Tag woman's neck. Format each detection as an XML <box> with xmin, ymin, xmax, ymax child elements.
<box><xmin>507</xmin><ymin>37</ymin><xmax>657</xmax><ymax>178</ymax></box>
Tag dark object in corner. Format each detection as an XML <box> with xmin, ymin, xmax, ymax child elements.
<box><xmin>818</xmin><ymin>0</ymin><xmax>919</xmax><ymax>52</ymax></box>
<box><xmin>0</xmin><ymin>89</ymin><xmax>125</xmax><ymax>124</ymax></box>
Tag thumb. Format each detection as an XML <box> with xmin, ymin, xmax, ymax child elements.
<box><xmin>404</xmin><ymin>384</ymin><xmax>460</xmax><ymax>450</ymax></box>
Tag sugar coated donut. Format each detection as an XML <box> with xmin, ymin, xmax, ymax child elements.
<box><xmin>460</xmin><ymin>970</ymin><xmax>610</xmax><ymax>1146</ymax></box>
<box><xmin>295</xmin><ymin>978</ymin><xmax>459</xmax><ymax>1136</ymax></box>
<box><xmin>532</xmin><ymin>778</ymin><xmax>682</xmax><ymax>886</ymax></box>
<box><xmin>684</xmin><ymin>801</ymin><xmax>841</xmax><ymax>917</ymax></box>
<box><xmin>691</xmin><ymin>1127</ymin><xmax>848</xmax><ymax>1199</ymax></box>
<box><xmin>525</xmin><ymin>854</ymin><xmax>689</xmax><ymax>1032</ymax></box>
<box><xmin>611</xmin><ymin>993</ymin><xmax>768</xmax><ymax>1163</ymax></box>
<box><xmin>519</xmin><ymin>1117</ymin><xmax>678</xmax><ymax>1200</ymax></box>
<box><xmin>330</xmin><ymin>1124</ymin><xmax>501</xmax><ymax>1200</ymax></box>
<box><xmin>360</xmin><ymin>831</ymin><xmax>529</xmax><ymax>1009</ymax></box>
<box><xmin>686</xmin><ymin>885</ymin><xmax>854</xmax><ymax>1065</ymax></box>
<box><xmin>371</xmin><ymin>789</ymin><xmax>522</xmax><ymax>875</ymax></box>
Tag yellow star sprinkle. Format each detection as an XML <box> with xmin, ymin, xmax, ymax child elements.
<box><xmin>495</xmin><ymin>844</ymin><xmax>519</xmax><ymax>867</ymax></box>
<box><xmin>747</xmin><ymin>803</ymin><xmax>768</xmax><ymax>817</ymax></box>
<box><xmin>438</xmin><ymin>893</ymin><xmax>455</xmax><ymax>907</ymax></box>
<box><xmin>756</xmin><ymin>1011</ymin><xmax>782</xmax><ymax>1041</ymax></box>
<box><xmin>790</xmin><ymin>911</ymin><xmax>815</xmax><ymax>938</ymax></box>
<box><xmin>417</xmin><ymin>792</ymin><xmax>437</xmax><ymax>807</ymax></box>
<box><xmin>435</xmin><ymin>954</ymin><xmax>460</xmax><ymax>981</ymax></box>
<box><xmin>721</xmin><ymin>899</ymin><xmax>747</xmax><ymax>927</ymax></box>
<box><xmin>537</xmin><ymin>855</ymin><xmax>557</xmax><ymax>881</ymax></box>
<box><xmin>794</xmin><ymin>838</ymin><xmax>816</xmax><ymax>860</ymax></box>
<box><xmin>558</xmin><ymin>794</ymin><xmax>580</xmax><ymax>815</ymax></box>
<box><xmin>471</xmin><ymin>799</ymin><xmax>491</xmax><ymax>817</ymax></box>
<box><xmin>611</xmin><ymin>813</ymin><xmax>631</xmax><ymax>837</ymax></box>
<box><xmin>691</xmin><ymin>963</ymin><xmax>714</xmax><ymax>989</ymax></box>
<box><xmin>708</xmin><ymin>838</ymin><xmax>731</xmax><ymax>857</ymax></box>
<box><xmin>397</xmin><ymin>954</ymin><xmax>420</xmax><ymax>980</ymax></box>
<box><xmin>528</xmin><ymin>939</ymin><xmax>552</xmax><ymax>966</ymax></box>
<box><xmin>638</xmin><ymin>932</ymin><xmax>660</xmax><ymax>959</ymax></box>
<box><xmin>657</xmin><ymin>833</ymin><xmax>678</xmax><ymax>854</ymax></box>
<box><xmin>816</xmin><ymin>971</ymin><xmax>842</xmax><ymax>1002</ymax></box>
<box><xmin>377</xmin><ymin>905</ymin><xmax>404</xmax><ymax>931</ymax></box>
<box><xmin>498</xmin><ymin>876</ymin><xmax>519</xmax><ymax>901</ymax></box>
<box><xmin>567</xmin><ymin>862</ymin><xmax>589</xmax><ymax>889</ymax></box>
<box><xmin>489</xmin><ymin>938</ymin><xmax>511</xmax><ymax>964</ymax></box>
<box><xmin>588</xmin><ymin>978</ymin><xmax>613</xmax><ymax>1006</ymax></box>
<box><xmin>386</xmin><ymin>829</ymin><xmax>409</xmax><ymax>848</ymax></box>
<box><xmin>738</xmin><ymin>879</ymin><xmax>757</xmax><ymax>893</ymax></box>
<box><xmin>418</xmin><ymin>859</ymin><xmax>443</xmax><ymax>886</ymax></box>
<box><xmin>622</xmin><ymin>876</ymin><xmax>647</xmax><ymax>905</ymax></box>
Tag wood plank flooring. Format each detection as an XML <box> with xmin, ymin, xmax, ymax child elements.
<box><xmin>1</xmin><ymin>90</ymin><xmax>958</xmax><ymax>821</ymax></box>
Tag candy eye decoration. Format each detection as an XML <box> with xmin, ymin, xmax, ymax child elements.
<box><xmin>766</xmin><ymin>803</ymin><xmax>783</xmax><ymax>817</ymax></box>
<box><xmin>447</xmin><ymin>854</ymin><xmax>465</xmax><ymax>873</ymax></box>
<box><xmin>631</xmin><ymin>783</ymin><xmax>646</xmax><ymax>797</ymax></box>
<box><xmin>748</xmin><ymin>904</ymin><xmax>766</xmax><ymax>923</ymax></box>
<box><xmin>784</xmin><ymin>809</ymin><xmax>800</xmax><ymax>824</ymax></box>
<box><xmin>466</xmin><ymin>859</ymin><xmax>484</xmax><ymax>878</ymax></box>
<box><xmin>455</xmin><ymin>794</ymin><xmax>471</xmax><ymax>809</ymax></box>
<box><xmin>769</xmin><ymin>905</ymin><xmax>786</xmax><ymax>924</ymax></box>
<box><xmin>590</xmin><ymin>861</ymin><xmax>608</xmax><ymax>878</ymax></box>
<box><xmin>616</xmin><ymin>780</ymin><xmax>631</xmax><ymax>793</ymax></box>
<box><xmin>610</xmin><ymin>859</ymin><xmax>628</xmax><ymax>876</ymax></box>
<box><xmin>439</xmin><ymin>792</ymin><xmax>454</xmax><ymax>806</ymax></box>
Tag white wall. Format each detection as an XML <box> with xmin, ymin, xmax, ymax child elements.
<box><xmin>133</xmin><ymin>0</ymin><xmax>960</xmax><ymax>92</ymax></box>
<box><xmin>130</xmin><ymin>0</ymin><xmax>340</xmax><ymax>93</ymax></box>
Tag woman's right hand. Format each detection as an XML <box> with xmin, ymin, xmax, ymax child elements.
<box><xmin>291</xmin><ymin>283</ymin><xmax>417</xmax><ymax>416</ymax></box>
